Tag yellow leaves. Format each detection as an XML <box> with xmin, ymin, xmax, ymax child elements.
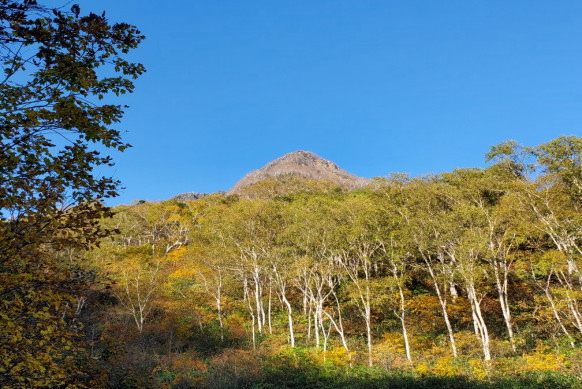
<box><xmin>311</xmin><ymin>347</ymin><xmax>353</xmax><ymax>367</ymax></box>
<box><xmin>0</xmin><ymin>261</ymin><xmax>89</xmax><ymax>387</ymax></box>
<box><xmin>415</xmin><ymin>356</ymin><xmax>487</xmax><ymax>380</ymax></box>
<box><xmin>522</xmin><ymin>349</ymin><xmax>566</xmax><ymax>372</ymax></box>
<box><xmin>414</xmin><ymin>362</ymin><xmax>431</xmax><ymax>376</ymax></box>
<box><xmin>33</xmin><ymin>311</ymin><xmax>51</xmax><ymax>320</ymax></box>
<box><xmin>542</xmin><ymin>249</ymin><xmax>568</xmax><ymax>265</ymax></box>
<box><xmin>467</xmin><ymin>358</ymin><xmax>488</xmax><ymax>380</ymax></box>
<box><xmin>374</xmin><ymin>332</ymin><xmax>411</xmax><ymax>369</ymax></box>
<box><xmin>165</xmin><ymin>247</ymin><xmax>186</xmax><ymax>261</ymax></box>
<box><xmin>489</xmin><ymin>347</ymin><xmax>568</xmax><ymax>380</ymax></box>
<box><xmin>412</xmin><ymin>347</ymin><xmax>570</xmax><ymax>381</ymax></box>
<box><xmin>168</xmin><ymin>267</ymin><xmax>197</xmax><ymax>279</ymax></box>
<box><xmin>39</xmin><ymin>324</ymin><xmax>57</xmax><ymax>336</ymax></box>
<box><xmin>417</xmin><ymin>356</ymin><xmax>459</xmax><ymax>377</ymax></box>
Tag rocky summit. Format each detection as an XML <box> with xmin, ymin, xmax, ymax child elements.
<box><xmin>228</xmin><ymin>150</ymin><xmax>370</xmax><ymax>194</ymax></box>
<box><xmin>171</xmin><ymin>192</ymin><xmax>209</xmax><ymax>202</ymax></box>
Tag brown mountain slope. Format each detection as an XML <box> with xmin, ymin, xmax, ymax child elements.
<box><xmin>228</xmin><ymin>151</ymin><xmax>371</xmax><ymax>194</ymax></box>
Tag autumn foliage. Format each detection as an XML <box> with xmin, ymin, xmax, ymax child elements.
<box><xmin>0</xmin><ymin>1</ymin><xmax>144</xmax><ymax>387</ymax></box>
<box><xmin>74</xmin><ymin>136</ymin><xmax>582</xmax><ymax>387</ymax></box>
<box><xmin>2</xmin><ymin>3</ymin><xmax>582</xmax><ymax>388</ymax></box>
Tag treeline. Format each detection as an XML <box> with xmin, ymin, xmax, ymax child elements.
<box><xmin>83</xmin><ymin>136</ymin><xmax>582</xmax><ymax>387</ymax></box>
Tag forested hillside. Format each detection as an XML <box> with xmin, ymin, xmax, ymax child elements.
<box><xmin>79</xmin><ymin>136</ymin><xmax>582</xmax><ymax>387</ymax></box>
<box><xmin>2</xmin><ymin>2</ymin><xmax>582</xmax><ymax>388</ymax></box>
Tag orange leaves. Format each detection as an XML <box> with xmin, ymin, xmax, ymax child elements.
<box><xmin>155</xmin><ymin>352</ymin><xmax>207</xmax><ymax>387</ymax></box>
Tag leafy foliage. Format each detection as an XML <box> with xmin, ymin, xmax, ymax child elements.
<box><xmin>80</xmin><ymin>136</ymin><xmax>582</xmax><ymax>388</ymax></box>
<box><xmin>0</xmin><ymin>1</ymin><xmax>144</xmax><ymax>386</ymax></box>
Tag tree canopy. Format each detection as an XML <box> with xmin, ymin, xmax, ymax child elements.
<box><xmin>75</xmin><ymin>136</ymin><xmax>582</xmax><ymax>387</ymax></box>
<box><xmin>0</xmin><ymin>1</ymin><xmax>144</xmax><ymax>387</ymax></box>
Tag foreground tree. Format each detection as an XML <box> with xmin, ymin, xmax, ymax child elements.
<box><xmin>0</xmin><ymin>1</ymin><xmax>144</xmax><ymax>386</ymax></box>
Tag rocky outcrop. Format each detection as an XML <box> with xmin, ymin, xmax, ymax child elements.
<box><xmin>228</xmin><ymin>151</ymin><xmax>370</xmax><ymax>194</ymax></box>
<box><xmin>171</xmin><ymin>192</ymin><xmax>209</xmax><ymax>202</ymax></box>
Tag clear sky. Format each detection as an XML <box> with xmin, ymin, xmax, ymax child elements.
<box><xmin>55</xmin><ymin>1</ymin><xmax>582</xmax><ymax>204</ymax></box>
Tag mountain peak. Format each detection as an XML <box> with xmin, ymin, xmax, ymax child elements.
<box><xmin>266</xmin><ymin>150</ymin><xmax>339</xmax><ymax>170</ymax></box>
<box><xmin>228</xmin><ymin>151</ymin><xmax>369</xmax><ymax>194</ymax></box>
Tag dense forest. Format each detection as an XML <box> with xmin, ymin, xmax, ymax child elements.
<box><xmin>2</xmin><ymin>1</ymin><xmax>582</xmax><ymax>388</ymax></box>
<box><xmin>81</xmin><ymin>136</ymin><xmax>582</xmax><ymax>388</ymax></box>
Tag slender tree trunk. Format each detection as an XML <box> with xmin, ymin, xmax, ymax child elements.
<box><xmin>398</xmin><ymin>284</ymin><xmax>413</xmax><ymax>364</ymax></box>
<box><xmin>423</xmin><ymin>255</ymin><xmax>457</xmax><ymax>357</ymax></box>
<box><xmin>244</xmin><ymin>279</ymin><xmax>257</xmax><ymax>349</ymax></box>
<box><xmin>281</xmin><ymin>294</ymin><xmax>295</xmax><ymax>347</ymax></box>
<box><xmin>364</xmin><ymin>282</ymin><xmax>374</xmax><ymax>367</ymax></box>
<box><xmin>555</xmin><ymin>270</ymin><xmax>582</xmax><ymax>336</ymax></box>
<box><xmin>321</xmin><ymin>318</ymin><xmax>332</xmax><ymax>362</ymax></box>
<box><xmin>253</xmin><ymin>271</ymin><xmax>264</xmax><ymax>334</ymax></box>
<box><xmin>216</xmin><ymin>294</ymin><xmax>224</xmax><ymax>337</ymax></box>
<box><xmin>566</xmin><ymin>298</ymin><xmax>582</xmax><ymax>335</ymax></box>
<box><xmin>339</xmin><ymin>250</ymin><xmax>374</xmax><ymax>366</ymax></box>
<box><xmin>331</xmin><ymin>290</ymin><xmax>350</xmax><ymax>357</ymax></box>
<box><xmin>313</xmin><ymin>303</ymin><xmax>321</xmax><ymax>348</ymax></box>
<box><xmin>471</xmin><ymin>309</ymin><xmax>480</xmax><ymax>336</ymax></box>
<box><xmin>260</xmin><ymin>282</ymin><xmax>267</xmax><ymax>331</ymax></box>
<box><xmin>250</xmin><ymin>314</ymin><xmax>256</xmax><ymax>349</ymax></box>
<box><xmin>483</xmin><ymin>203</ymin><xmax>517</xmax><ymax>352</ymax></box>
<box><xmin>543</xmin><ymin>286</ymin><xmax>575</xmax><ymax>348</ymax></box>
<box><xmin>274</xmin><ymin>270</ymin><xmax>296</xmax><ymax>347</ymax></box>
<box><xmin>307</xmin><ymin>303</ymin><xmax>312</xmax><ymax>342</ymax></box>
<box><xmin>194</xmin><ymin>310</ymin><xmax>204</xmax><ymax>332</ymax></box>
<box><xmin>467</xmin><ymin>283</ymin><xmax>491</xmax><ymax>361</ymax></box>
<box><xmin>365</xmin><ymin>316</ymin><xmax>373</xmax><ymax>367</ymax></box>
<box><xmin>493</xmin><ymin>259</ymin><xmax>516</xmax><ymax>352</ymax></box>
<box><xmin>215</xmin><ymin>273</ymin><xmax>224</xmax><ymax>341</ymax></box>
<box><xmin>268</xmin><ymin>281</ymin><xmax>273</xmax><ymax>335</ymax></box>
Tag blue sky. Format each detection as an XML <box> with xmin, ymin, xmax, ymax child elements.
<box><xmin>60</xmin><ymin>1</ymin><xmax>582</xmax><ymax>204</ymax></box>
